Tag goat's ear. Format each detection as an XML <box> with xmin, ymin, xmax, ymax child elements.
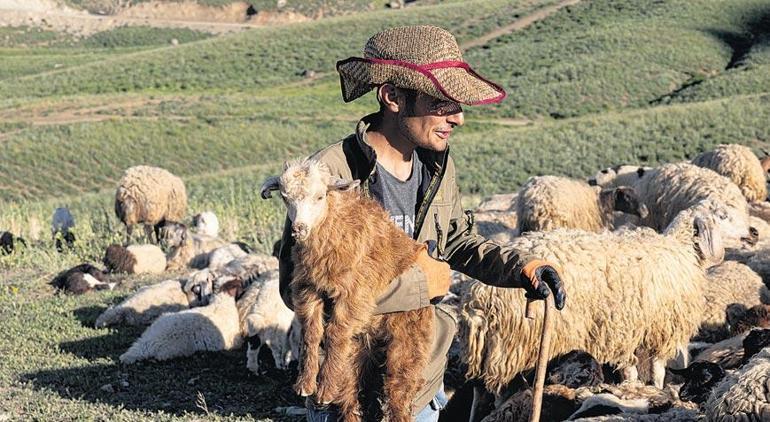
<box><xmin>328</xmin><ymin>177</ymin><xmax>360</xmax><ymax>192</ymax></box>
<box><xmin>283</xmin><ymin>161</ymin><xmax>291</xmax><ymax>171</ymax></box>
<box><xmin>694</xmin><ymin>216</ymin><xmax>724</xmax><ymax>266</ymax></box>
<box><xmin>260</xmin><ymin>176</ymin><xmax>281</xmax><ymax>199</ymax></box>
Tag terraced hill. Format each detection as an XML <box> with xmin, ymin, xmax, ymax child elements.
<box><xmin>1</xmin><ymin>0</ymin><xmax>769</xmax><ymax>419</ymax></box>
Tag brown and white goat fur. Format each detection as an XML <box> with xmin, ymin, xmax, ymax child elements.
<box><xmin>261</xmin><ymin>160</ymin><xmax>433</xmax><ymax>421</ymax></box>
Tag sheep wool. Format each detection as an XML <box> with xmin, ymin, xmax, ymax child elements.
<box><xmin>517</xmin><ymin>176</ymin><xmax>607</xmax><ymax>233</ymax></box>
<box><xmin>460</xmin><ymin>203</ymin><xmax>724</xmax><ymax>393</ymax></box>
<box><xmin>95</xmin><ymin>279</ymin><xmax>189</xmax><ymax>328</ymax></box>
<box><xmin>114</xmin><ymin>165</ymin><xmax>187</xmax><ymax>237</ymax></box>
<box><xmin>692</xmin><ymin>144</ymin><xmax>768</xmax><ymax>202</ymax></box>
<box><xmin>705</xmin><ymin>346</ymin><xmax>770</xmax><ymax>420</ymax></box>
<box><xmin>119</xmin><ymin>290</ymin><xmax>242</xmax><ymax>364</ymax></box>
<box><xmin>697</xmin><ymin>261</ymin><xmax>769</xmax><ymax>342</ymax></box>
<box><xmin>634</xmin><ymin>162</ymin><xmax>748</xmax><ymax>234</ymax></box>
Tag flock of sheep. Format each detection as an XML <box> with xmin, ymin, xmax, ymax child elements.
<box><xmin>8</xmin><ymin>142</ymin><xmax>770</xmax><ymax>420</ymax></box>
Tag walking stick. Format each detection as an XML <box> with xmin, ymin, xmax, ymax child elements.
<box><xmin>525</xmin><ymin>291</ymin><xmax>554</xmax><ymax>422</ymax></box>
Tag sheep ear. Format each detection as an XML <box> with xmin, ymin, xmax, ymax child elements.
<box><xmin>328</xmin><ymin>178</ymin><xmax>360</xmax><ymax>192</ymax></box>
<box><xmin>694</xmin><ymin>216</ymin><xmax>724</xmax><ymax>266</ymax></box>
<box><xmin>260</xmin><ymin>176</ymin><xmax>281</xmax><ymax>199</ymax></box>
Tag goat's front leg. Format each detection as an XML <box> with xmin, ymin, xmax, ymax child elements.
<box><xmin>293</xmin><ymin>285</ymin><xmax>325</xmax><ymax>397</ymax></box>
<box><xmin>316</xmin><ymin>296</ymin><xmax>372</xmax><ymax>416</ymax></box>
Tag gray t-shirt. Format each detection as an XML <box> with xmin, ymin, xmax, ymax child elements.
<box><xmin>369</xmin><ymin>152</ymin><xmax>424</xmax><ymax>238</ymax></box>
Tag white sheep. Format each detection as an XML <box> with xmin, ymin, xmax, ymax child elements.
<box><xmin>516</xmin><ymin>175</ymin><xmax>648</xmax><ymax>234</ymax></box>
<box><xmin>460</xmin><ymin>200</ymin><xmax>730</xmax><ymax>393</ymax></box>
<box><xmin>115</xmin><ymin>165</ymin><xmax>187</xmax><ymax>243</ymax></box>
<box><xmin>239</xmin><ymin>273</ymin><xmax>301</xmax><ymax>374</ymax></box>
<box><xmin>95</xmin><ymin>279</ymin><xmax>189</xmax><ymax>328</ymax></box>
<box><xmin>697</xmin><ymin>261</ymin><xmax>770</xmax><ymax>343</ymax></box>
<box><xmin>193</xmin><ymin>211</ymin><xmax>219</xmax><ymax>237</ymax></box>
<box><xmin>103</xmin><ymin>244</ymin><xmax>167</xmax><ymax>275</ymax></box>
<box><xmin>692</xmin><ymin>144</ymin><xmax>768</xmax><ymax>202</ymax></box>
<box><xmin>587</xmin><ymin>165</ymin><xmax>651</xmax><ymax>188</ymax></box>
<box><xmin>704</xmin><ymin>346</ymin><xmax>770</xmax><ymax>420</ymax></box>
<box><xmin>633</xmin><ymin>163</ymin><xmax>753</xmax><ymax>247</ymax></box>
<box><xmin>119</xmin><ymin>278</ymin><xmax>243</xmax><ymax>364</ymax></box>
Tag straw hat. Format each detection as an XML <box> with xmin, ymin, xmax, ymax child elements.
<box><xmin>336</xmin><ymin>25</ymin><xmax>506</xmax><ymax>106</ymax></box>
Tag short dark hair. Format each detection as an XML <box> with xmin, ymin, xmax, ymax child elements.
<box><xmin>377</xmin><ymin>84</ymin><xmax>419</xmax><ymax>115</ymax></box>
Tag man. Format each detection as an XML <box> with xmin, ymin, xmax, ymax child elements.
<box><xmin>277</xmin><ymin>25</ymin><xmax>567</xmax><ymax>421</ymax></box>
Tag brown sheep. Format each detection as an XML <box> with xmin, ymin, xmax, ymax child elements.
<box><xmin>261</xmin><ymin>159</ymin><xmax>442</xmax><ymax>421</ymax></box>
<box><xmin>114</xmin><ymin>165</ymin><xmax>187</xmax><ymax>243</ymax></box>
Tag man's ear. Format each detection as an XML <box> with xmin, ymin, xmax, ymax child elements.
<box><xmin>328</xmin><ymin>177</ymin><xmax>361</xmax><ymax>192</ymax></box>
<box><xmin>377</xmin><ymin>83</ymin><xmax>400</xmax><ymax>113</ymax></box>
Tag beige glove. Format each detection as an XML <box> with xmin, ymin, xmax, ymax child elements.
<box><xmin>414</xmin><ymin>245</ymin><xmax>451</xmax><ymax>300</ymax></box>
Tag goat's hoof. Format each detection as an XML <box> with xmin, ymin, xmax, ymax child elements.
<box><xmin>293</xmin><ymin>380</ymin><xmax>316</xmax><ymax>397</ymax></box>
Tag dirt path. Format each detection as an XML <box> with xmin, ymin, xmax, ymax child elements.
<box><xmin>460</xmin><ymin>0</ymin><xmax>582</xmax><ymax>51</ymax></box>
<box><xmin>0</xmin><ymin>0</ymin><xmax>308</xmax><ymax>36</ymax></box>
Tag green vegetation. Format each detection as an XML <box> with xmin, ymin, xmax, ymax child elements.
<box><xmin>2</xmin><ymin>0</ymin><xmax>770</xmax><ymax>419</ymax></box>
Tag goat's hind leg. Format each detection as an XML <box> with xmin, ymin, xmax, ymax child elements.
<box><xmin>383</xmin><ymin>309</ymin><xmax>433</xmax><ymax>422</ymax></box>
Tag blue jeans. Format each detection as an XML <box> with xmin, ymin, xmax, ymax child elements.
<box><xmin>306</xmin><ymin>386</ymin><xmax>449</xmax><ymax>422</ymax></box>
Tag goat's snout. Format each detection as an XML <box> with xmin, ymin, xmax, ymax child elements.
<box><xmin>292</xmin><ymin>223</ymin><xmax>309</xmax><ymax>240</ymax></box>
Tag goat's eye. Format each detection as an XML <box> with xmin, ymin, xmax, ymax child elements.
<box><xmin>316</xmin><ymin>195</ymin><xmax>324</xmax><ymax>201</ymax></box>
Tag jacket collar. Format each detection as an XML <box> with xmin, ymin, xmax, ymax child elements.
<box><xmin>353</xmin><ymin>113</ymin><xmax>449</xmax><ymax>178</ymax></box>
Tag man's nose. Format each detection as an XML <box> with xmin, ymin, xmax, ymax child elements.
<box><xmin>447</xmin><ymin>110</ymin><xmax>464</xmax><ymax>127</ymax></box>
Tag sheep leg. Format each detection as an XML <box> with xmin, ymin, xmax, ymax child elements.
<box><xmin>652</xmin><ymin>358</ymin><xmax>666</xmax><ymax>389</ymax></box>
<box><xmin>125</xmin><ymin>224</ymin><xmax>134</xmax><ymax>244</ymax></box>
<box><xmin>383</xmin><ymin>309</ymin><xmax>432</xmax><ymax>422</ymax></box>
<box><xmin>621</xmin><ymin>366</ymin><xmax>639</xmax><ymax>382</ymax></box>
<box><xmin>143</xmin><ymin>224</ymin><xmax>155</xmax><ymax>243</ymax></box>
<box><xmin>293</xmin><ymin>287</ymin><xmax>325</xmax><ymax>398</ymax></box>
<box><xmin>316</xmin><ymin>299</ymin><xmax>370</xmax><ymax>410</ymax></box>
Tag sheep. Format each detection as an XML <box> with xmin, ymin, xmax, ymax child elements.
<box><xmin>704</xmin><ymin>346</ymin><xmax>770</xmax><ymax>420</ymax></box>
<box><xmin>193</xmin><ymin>211</ymin><xmax>219</xmax><ymax>237</ymax></box>
<box><xmin>726</xmin><ymin>303</ymin><xmax>770</xmax><ymax>335</ymax></box>
<box><xmin>459</xmin><ymin>199</ymin><xmax>730</xmax><ymax>394</ymax></box>
<box><xmin>95</xmin><ymin>279</ymin><xmax>190</xmax><ymax>328</ymax></box>
<box><xmin>51</xmin><ymin>206</ymin><xmax>75</xmax><ymax>252</ymax></box>
<box><xmin>114</xmin><ymin>165</ymin><xmax>187</xmax><ymax>243</ymax></box>
<box><xmin>260</xmin><ymin>159</ymin><xmax>438</xmax><ymax>420</ymax></box>
<box><xmin>103</xmin><ymin>244</ymin><xmax>166</xmax><ymax>275</ymax></box>
<box><xmin>516</xmin><ymin>176</ymin><xmax>648</xmax><ymax>234</ymax></box>
<box><xmin>0</xmin><ymin>231</ymin><xmax>26</xmax><ymax>255</ymax></box>
<box><xmin>119</xmin><ymin>278</ymin><xmax>244</xmax><ymax>364</ymax></box>
<box><xmin>587</xmin><ymin>165</ymin><xmax>651</xmax><ymax>188</ymax></box>
<box><xmin>691</xmin><ymin>144</ymin><xmax>768</xmax><ymax>202</ymax></box>
<box><xmin>160</xmin><ymin>222</ymin><xmax>228</xmax><ymax>271</ymax></box>
<box><xmin>239</xmin><ymin>272</ymin><xmax>301</xmax><ymax>374</ymax></box>
<box><xmin>696</xmin><ymin>261</ymin><xmax>770</xmax><ymax>342</ymax></box>
<box><xmin>50</xmin><ymin>263</ymin><xmax>114</xmax><ymax>295</ymax></box>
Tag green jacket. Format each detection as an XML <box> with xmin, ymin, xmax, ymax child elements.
<box><xmin>277</xmin><ymin>114</ymin><xmax>538</xmax><ymax>413</ymax></box>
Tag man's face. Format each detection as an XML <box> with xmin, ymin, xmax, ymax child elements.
<box><xmin>396</xmin><ymin>90</ymin><xmax>465</xmax><ymax>152</ymax></box>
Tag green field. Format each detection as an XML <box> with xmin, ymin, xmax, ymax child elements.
<box><xmin>2</xmin><ymin>0</ymin><xmax>770</xmax><ymax>419</ymax></box>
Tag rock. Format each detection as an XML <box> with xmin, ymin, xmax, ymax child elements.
<box><xmin>100</xmin><ymin>383</ymin><xmax>114</xmax><ymax>393</ymax></box>
<box><xmin>170</xmin><ymin>38</ymin><xmax>179</xmax><ymax>46</ymax></box>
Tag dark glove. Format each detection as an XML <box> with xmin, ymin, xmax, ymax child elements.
<box><xmin>519</xmin><ymin>259</ymin><xmax>566</xmax><ymax>310</ymax></box>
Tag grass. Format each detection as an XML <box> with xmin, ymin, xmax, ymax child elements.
<box><xmin>2</xmin><ymin>0</ymin><xmax>770</xmax><ymax>419</ymax></box>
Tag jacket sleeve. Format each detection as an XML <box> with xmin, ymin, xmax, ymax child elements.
<box><xmin>443</xmin><ymin>178</ymin><xmax>537</xmax><ymax>289</ymax></box>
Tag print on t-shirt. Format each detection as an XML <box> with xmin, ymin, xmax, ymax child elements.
<box><xmin>369</xmin><ymin>152</ymin><xmax>423</xmax><ymax>238</ymax></box>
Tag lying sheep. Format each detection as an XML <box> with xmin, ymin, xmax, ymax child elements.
<box><xmin>633</xmin><ymin>163</ymin><xmax>754</xmax><ymax>247</ymax></box>
<box><xmin>193</xmin><ymin>211</ymin><xmax>219</xmax><ymax>237</ymax></box>
<box><xmin>705</xmin><ymin>346</ymin><xmax>770</xmax><ymax>420</ymax></box>
<box><xmin>119</xmin><ymin>278</ymin><xmax>243</xmax><ymax>364</ymax></box>
<box><xmin>115</xmin><ymin>165</ymin><xmax>187</xmax><ymax>243</ymax></box>
<box><xmin>692</xmin><ymin>144</ymin><xmax>768</xmax><ymax>202</ymax></box>
<box><xmin>51</xmin><ymin>207</ymin><xmax>75</xmax><ymax>252</ymax></box>
<box><xmin>726</xmin><ymin>303</ymin><xmax>770</xmax><ymax>335</ymax></box>
<box><xmin>587</xmin><ymin>165</ymin><xmax>651</xmax><ymax>188</ymax></box>
<box><xmin>239</xmin><ymin>273</ymin><xmax>301</xmax><ymax>374</ymax></box>
<box><xmin>103</xmin><ymin>244</ymin><xmax>166</xmax><ymax>275</ymax></box>
<box><xmin>460</xmin><ymin>200</ymin><xmax>729</xmax><ymax>393</ymax></box>
<box><xmin>261</xmin><ymin>159</ymin><xmax>438</xmax><ymax>420</ymax></box>
<box><xmin>95</xmin><ymin>279</ymin><xmax>190</xmax><ymax>328</ymax></box>
<box><xmin>697</xmin><ymin>261</ymin><xmax>769</xmax><ymax>342</ymax></box>
<box><xmin>161</xmin><ymin>222</ymin><xmax>228</xmax><ymax>271</ymax></box>
<box><xmin>50</xmin><ymin>263</ymin><xmax>114</xmax><ymax>295</ymax></box>
<box><xmin>516</xmin><ymin>176</ymin><xmax>648</xmax><ymax>233</ymax></box>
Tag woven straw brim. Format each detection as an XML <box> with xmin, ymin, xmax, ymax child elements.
<box><xmin>337</xmin><ymin>59</ymin><xmax>506</xmax><ymax>106</ymax></box>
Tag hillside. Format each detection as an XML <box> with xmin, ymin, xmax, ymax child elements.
<box><xmin>1</xmin><ymin>0</ymin><xmax>769</xmax><ymax>419</ymax></box>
